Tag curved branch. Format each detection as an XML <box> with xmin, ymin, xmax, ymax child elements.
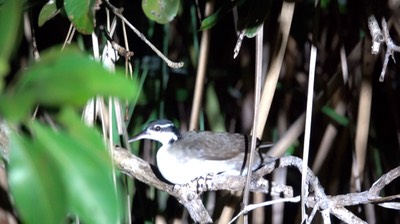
<box><xmin>112</xmin><ymin>146</ymin><xmax>400</xmax><ymax>223</ymax></box>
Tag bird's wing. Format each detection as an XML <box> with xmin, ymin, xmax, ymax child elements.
<box><xmin>177</xmin><ymin>131</ymin><xmax>250</xmax><ymax>160</ymax></box>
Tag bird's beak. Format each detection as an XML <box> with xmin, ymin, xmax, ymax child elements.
<box><xmin>128</xmin><ymin>130</ymin><xmax>149</xmax><ymax>143</ymax></box>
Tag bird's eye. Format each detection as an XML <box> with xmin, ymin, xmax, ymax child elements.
<box><xmin>154</xmin><ymin>126</ymin><xmax>161</xmax><ymax>131</ymax></box>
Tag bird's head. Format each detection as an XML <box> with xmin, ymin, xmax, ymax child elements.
<box><xmin>129</xmin><ymin>119</ymin><xmax>181</xmax><ymax>146</ymax></box>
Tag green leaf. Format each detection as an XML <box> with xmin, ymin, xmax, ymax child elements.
<box><xmin>0</xmin><ymin>0</ymin><xmax>23</xmax><ymax>63</ymax></box>
<box><xmin>0</xmin><ymin>94</ymin><xmax>31</xmax><ymax>123</ymax></box>
<box><xmin>32</xmin><ymin>109</ymin><xmax>123</xmax><ymax>223</ymax></box>
<box><xmin>38</xmin><ymin>0</ymin><xmax>60</xmax><ymax>27</ymax></box>
<box><xmin>64</xmin><ymin>0</ymin><xmax>95</xmax><ymax>34</ymax></box>
<box><xmin>0</xmin><ymin>58</ymin><xmax>8</xmax><ymax>91</ymax></box>
<box><xmin>8</xmin><ymin>108</ymin><xmax>123</xmax><ymax>223</ymax></box>
<box><xmin>142</xmin><ymin>0</ymin><xmax>180</xmax><ymax>24</ymax></box>
<box><xmin>321</xmin><ymin>105</ymin><xmax>349</xmax><ymax>127</ymax></box>
<box><xmin>205</xmin><ymin>83</ymin><xmax>225</xmax><ymax>132</ymax></box>
<box><xmin>8</xmin><ymin>133</ymin><xmax>67</xmax><ymax>224</ymax></box>
<box><xmin>0</xmin><ymin>46</ymin><xmax>138</xmax><ymax>122</ymax></box>
<box><xmin>200</xmin><ymin>0</ymin><xmax>242</xmax><ymax>31</ymax></box>
<box><xmin>57</xmin><ymin>108</ymin><xmax>108</xmax><ymax>158</ymax></box>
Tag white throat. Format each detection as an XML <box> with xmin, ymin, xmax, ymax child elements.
<box><xmin>151</xmin><ymin>131</ymin><xmax>178</xmax><ymax>146</ymax></box>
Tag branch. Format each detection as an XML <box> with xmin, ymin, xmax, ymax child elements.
<box><xmin>368</xmin><ymin>166</ymin><xmax>400</xmax><ymax>210</ymax></box>
<box><xmin>112</xmin><ymin>145</ymin><xmax>400</xmax><ymax>223</ymax></box>
<box><xmin>112</xmin><ymin>147</ymin><xmax>376</xmax><ymax>223</ymax></box>
<box><xmin>368</xmin><ymin>15</ymin><xmax>400</xmax><ymax>82</ymax></box>
<box><xmin>102</xmin><ymin>0</ymin><xmax>184</xmax><ymax>69</ymax></box>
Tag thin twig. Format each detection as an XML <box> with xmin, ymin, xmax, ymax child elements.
<box><xmin>62</xmin><ymin>24</ymin><xmax>75</xmax><ymax>50</ymax></box>
<box><xmin>233</xmin><ymin>30</ymin><xmax>245</xmax><ymax>58</ymax></box>
<box><xmin>103</xmin><ymin>0</ymin><xmax>184</xmax><ymax>69</ymax></box>
<box><xmin>229</xmin><ymin>196</ymin><xmax>301</xmax><ymax>224</ymax></box>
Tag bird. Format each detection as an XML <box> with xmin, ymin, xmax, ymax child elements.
<box><xmin>128</xmin><ymin>119</ymin><xmax>274</xmax><ymax>185</ymax></box>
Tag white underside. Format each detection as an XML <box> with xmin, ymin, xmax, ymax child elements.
<box><xmin>156</xmin><ymin>145</ymin><xmax>241</xmax><ymax>184</ymax></box>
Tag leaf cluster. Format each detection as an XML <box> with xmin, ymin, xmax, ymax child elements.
<box><xmin>0</xmin><ymin>1</ymin><xmax>139</xmax><ymax>223</ymax></box>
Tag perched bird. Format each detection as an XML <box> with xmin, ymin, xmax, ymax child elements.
<box><xmin>129</xmin><ymin>119</ymin><xmax>274</xmax><ymax>185</ymax></box>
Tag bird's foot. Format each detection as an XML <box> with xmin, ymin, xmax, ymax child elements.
<box><xmin>192</xmin><ymin>173</ymin><xmax>215</xmax><ymax>193</ymax></box>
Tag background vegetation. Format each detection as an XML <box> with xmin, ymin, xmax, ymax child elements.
<box><xmin>0</xmin><ymin>0</ymin><xmax>399</xmax><ymax>223</ymax></box>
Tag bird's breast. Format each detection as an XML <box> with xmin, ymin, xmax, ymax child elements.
<box><xmin>156</xmin><ymin>145</ymin><xmax>242</xmax><ymax>185</ymax></box>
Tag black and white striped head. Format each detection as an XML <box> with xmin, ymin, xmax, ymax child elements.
<box><xmin>129</xmin><ymin>119</ymin><xmax>181</xmax><ymax>145</ymax></box>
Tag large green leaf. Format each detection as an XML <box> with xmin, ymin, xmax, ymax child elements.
<box><xmin>142</xmin><ymin>0</ymin><xmax>180</xmax><ymax>24</ymax></box>
<box><xmin>0</xmin><ymin>0</ymin><xmax>23</xmax><ymax>89</ymax></box>
<box><xmin>64</xmin><ymin>0</ymin><xmax>95</xmax><ymax>34</ymax></box>
<box><xmin>31</xmin><ymin>109</ymin><xmax>123</xmax><ymax>223</ymax></box>
<box><xmin>0</xmin><ymin>46</ymin><xmax>138</xmax><ymax>122</ymax></box>
<box><xmin>0</xmin><ymin>0</ymin><xmax>23</xmax><ymax>59</ymax></box>
<box><xmin>8</xmin><ymin>133</ymin><xmax>67</xmax><ymax>224</ymax></box>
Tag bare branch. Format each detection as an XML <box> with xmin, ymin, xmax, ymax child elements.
<box><xmin>368</xmin><ymin>166</ymin><xmax>400</xmax><ymax>209</ymax></box>
<box><xmin>229</xmin><ymin>196</ymin><xmax>301</xmax><ymax>224</ymax></box>
<box><xmin>368</xmin><ymin>15</ymin><xmax>383</xmax><ymax>54</ymax></box>
<box><xmin>367</xmin><ymin>15</ymin><xmax>400</xmax><ymax>82</ymax></box>
<box><xmin>369</xmin><ymin>166</ymin><xmax>400</xmax><ymax>198</ymax></box>
<box><xmin>102</xmin><ymin>0</ymin><xmax>184</xmax><ymax>69</ymax></box>
<box><xmin>330</xmin><ymin>207</ymin><xmax>367</xmax><ymax>224</ymax></box>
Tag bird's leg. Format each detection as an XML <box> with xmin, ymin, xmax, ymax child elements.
<box><xmin>192</xmin><ymin>173</ymin><xmax>215</xmax><ymax>193</ymax></box>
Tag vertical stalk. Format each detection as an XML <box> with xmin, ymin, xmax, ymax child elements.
<box><xmin>242</xmin><ymin>25</ymin><xmax>263</xmax><ymax>224</ymax></box>
<box><xmin>189</xmin><ymin>1</ymin><xmax>213</xmax><ymax>130</ymax></box>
